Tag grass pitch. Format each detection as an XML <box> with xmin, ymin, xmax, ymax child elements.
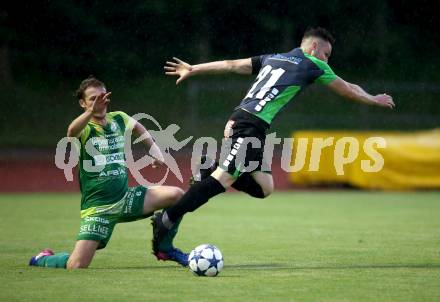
<box><xmin>0</xmin><ymin>191</ymin><xmax>439</xmax><ymax>302</ymax></box>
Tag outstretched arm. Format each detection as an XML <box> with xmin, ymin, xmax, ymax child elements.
<box><xmin>132</xmin><ymin>122</ymin><xmax>165</xmax><ymax>168</ymax></box>
<box><xmin>164</xmin><ymin>57</ymin><xmax>252</xmax><ymax>84</ymax></box>
<box><xmin>327</xmin><ymin>77</ymin><xmax>395</xmax><ymax>109</ymax></box>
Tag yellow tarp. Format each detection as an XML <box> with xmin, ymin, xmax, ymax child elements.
<box><xmin>288</xmin><ymin>129</ymin><xmax>440</xmax><ymax>190</ymax></box>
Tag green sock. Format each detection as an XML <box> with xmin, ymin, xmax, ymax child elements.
<box><xmin>159</xmin><ymin>217</ymin><xmax>182</xmax><ymax>252</ymax></box>
<box><xmin>36</xmin><ymin>253</ymin><xmax>70</xmax><ymax>268</ymax></box>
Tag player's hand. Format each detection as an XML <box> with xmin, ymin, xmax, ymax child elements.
<box><xmin>373</xmin><ymin>94</ymin><xmax>395</xmax><ymax>109</ymax></box>
<box><xmin>164</xmin><ymin>57</ymin><xmax>192</xmax><ymax>85</ymax></box>
<box><xmin>91</xmin><ymin>92</ymin><xmax>111</xmax><ymax>113</ymax></box>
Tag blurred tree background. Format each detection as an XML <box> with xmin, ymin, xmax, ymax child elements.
<box><xmin>1</xmin><ymin>0</ymin><xmax>439</xmax><ymax>147</ymax></box>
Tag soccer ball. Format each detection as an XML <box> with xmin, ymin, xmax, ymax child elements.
<box><xmin>188</xmin><ymin>244</ymin><xmax>224</xmax><ymax>277</ymax></box>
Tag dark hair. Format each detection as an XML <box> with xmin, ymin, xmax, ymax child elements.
<box><xmin>302</xmin><ymin>27</ymin><xmax>335</xmax><ymax>45</ymax></box>
<box><xmin>75</xmin><ymin>76</ymin><xmax>105</xmax><ymax>100</ymax></box>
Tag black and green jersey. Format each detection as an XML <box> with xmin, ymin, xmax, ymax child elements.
<box><xmin>78</xmin><ymin>111</ymin><xmax>135</xmax><ymax>210</ymax></box>
<box><xmin>236</xmin><ymin>48</ymin><xmax>337</xmax><ymax>124</ymax></box>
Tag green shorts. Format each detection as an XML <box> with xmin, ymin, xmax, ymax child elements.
<box><xmin>77</xmin><ymin>186</ymin><xmax>149</xmax><ymax>249</ymax></box>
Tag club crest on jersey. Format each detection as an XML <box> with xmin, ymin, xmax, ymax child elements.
<box><xmin>110</xmin><ymin>122</ymin><xmax>118</xmax><ymax>132</ymax></box>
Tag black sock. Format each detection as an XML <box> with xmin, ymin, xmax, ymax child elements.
<box><xmin>231</xmin><ymin>173</ymin><xmax>265</xmax><ymax>198</ymax></box>
<box><xmin>166</xmin><ymin>176</ymin><xmax>225</xmax><ymax>223</ymax></box>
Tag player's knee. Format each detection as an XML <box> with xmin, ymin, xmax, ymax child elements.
<box><xmin>66</xmin><ymin>257</ymin><xmax>90</xmax><ymax>269</ymax></box>
<box><xmin>253</xmin><ymin>187</ymin><xmax>272</xmax><ymax>199</ymax></box>
<box><xmin>262</xmin><ymin>187</ymin><xmax>273</xmax><ymax>198</ymax></box>
<box><xmin>170</xmin><ymin>187</ymin><xmax>184</xmax><ymax>203</ymax></box>
<box><xmin>212</xmin><ymin>168</ymin><xmax>235</xmax><ymax>188</ymax></box>
<box><xmin>261</xmin><ymin>182</ymin><xmax>274</xmax><ymax>198</ymax></box>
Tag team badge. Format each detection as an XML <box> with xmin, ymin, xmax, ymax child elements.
<box><xmin>110</xmin><ymin>122</ymin><xmax>118</xmax><ymax>132</ymax></box>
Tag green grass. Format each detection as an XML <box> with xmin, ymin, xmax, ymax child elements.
<box><xmin>0</xmin><ymin>192</ymin><xmax>439</xmax><ymax>302</ymax></box>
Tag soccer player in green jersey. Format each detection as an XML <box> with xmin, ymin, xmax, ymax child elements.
<box><xmin>151</xmin><ymin>27</ymin><xmax>395</xmax><ymax>253</ymax></box>
<box><xmin>29</xmin><ymin>77</ymin><xmax>188</xmax><ymax>268</ymax></box>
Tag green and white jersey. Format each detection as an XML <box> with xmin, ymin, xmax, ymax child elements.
<box><xmin>236</xmin><ymin>48</ymin><xmax>337</xmax><ymax>124</ymax></box>
<box><xmin>78</xmin><ymin>111</ymin><xmax>135</xmax><ymax>210</ymax></box>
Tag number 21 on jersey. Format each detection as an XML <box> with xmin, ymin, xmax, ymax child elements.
<box><xmin>245</xmin><ymin>65</ymin><xmax>285</xmax><ymax>112</ymax></box>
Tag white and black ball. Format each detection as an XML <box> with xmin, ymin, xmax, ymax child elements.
<box><xmin>188</xmin><ymin>244</ymin><xmax>224</xmax><ymax>277</ymax></box>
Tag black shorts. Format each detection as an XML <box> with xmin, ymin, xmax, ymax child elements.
<box><xmin>219</xmin><ymin>109</ymin><xmax>271</xmax><ymax>178</ymax></box>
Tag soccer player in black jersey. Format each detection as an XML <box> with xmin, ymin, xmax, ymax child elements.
<box><xmin>151</xmin><ymin>27</ymin><xmax>395</xmax><ymax>255</ymax></box>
